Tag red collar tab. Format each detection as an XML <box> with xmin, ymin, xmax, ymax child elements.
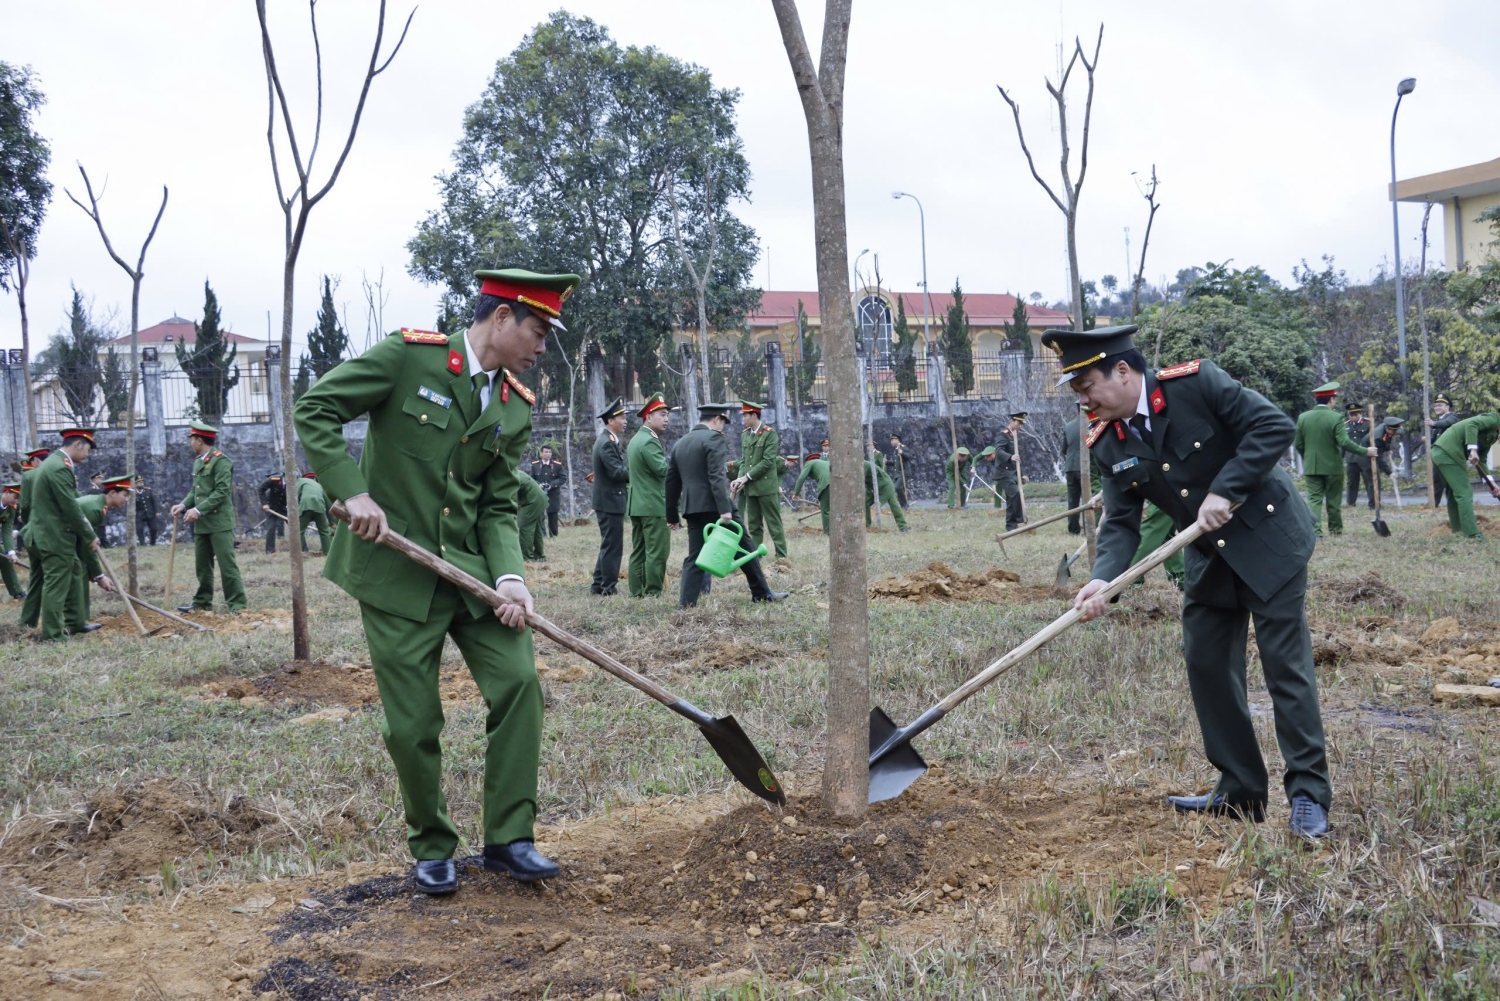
<box><xmin>1156</xmin><ymin>359</ymin><xmax>1202</xmax><ymax>380</ymax></box>
<box><xmin>402</xmin><ymin>328</ymin><xmax>449</xmax><ymax>345</ymax></box>
<box><xmin>447</xmin><ymin>350</ymin><xmax>464</xmax><ymax>375</ymax></box>
<box><xmin>500</xmin><ymin>380</ymin><xmax>509</xmax><ymax>404</ymax></box>
<box><xmin>1149</xmin><ymin>387</ymin><xmax>1166</xmax><ymax>415</ymax></box>
<box><xmin>1114</xmin><ymin>421</ymin><xmax>1126</xmax><ymax>440</ymax></box>
<box><xmin>1084</xmin><ymin>421</ymin><xmax>1109</xmax><ymax>448</ymax></box>
<box><xmin>478</xmin><ymin>278</ymin><xmax>563</xmax><ymax>319</ymax></box>
<box><xmin>503</xmin><ymin>370</ymin><xmax>535</xmax><ymax>406</ymax></box>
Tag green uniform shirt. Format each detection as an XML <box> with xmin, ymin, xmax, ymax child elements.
<box><xmin>28</xmin><ymin>453</ymin><xmax>98</xmax><ymax>558</ymax></box>
<box><xmin>625</xmin><ymin>427</ymin><xmax>668</xmax><ymax>518</ymax></box>
<box><xmin>739</xmin><ymin>424</ymin><xmax>781</xmax><ymax>497</ymax></box>
<box><xmin>792</xmin><ymin>458</ymin><xmax>830</xmax><ymax>496</ymax></box>
<box><xmin>181</xmin><ymin>450</ymin><xmax>237</xmax><ymax>535</ymax></box>
<box><xmin>1</xmin><ymin>503</ymin><xmax>17</xmax><ymax>552</ymax></box>
<box><xmin>18</xmin><ymin>465</ymin><xmax>40</xmax><ymax>548</ymax></box>
<box><xmin>1434</xmin><ymin>412</ymin><xmax>1500</xmax><ymax>474</ymax></box>
<box><xmin>591</xmin><ymin>430</ymin><xmax>628</xmax><ymax>514</ymax></box>
<box><xmin>517</xmin><ymin>469</ymin><xmax>548</xmax><ymax>519</ymax></box>
<box><xmin>293</xmin><ymin>330</ymin><xmax>534</xmax><ymax>623</ymax></box>
<box><xmin>1293</xmin><ymin>404</ymin><xmax>1368</xmax><ymax>475</ymax></box>
<box><xmin>297</xmin><ymin>477</ymin><xmax>330</xmax><ymax>515</ymax></box>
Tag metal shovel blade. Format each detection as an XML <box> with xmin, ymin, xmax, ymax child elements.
<box><xmin>1372</xmin><ymin>515</ymin><xmax>1391</xmax><ymax>537</ymax></box>
<box><xmin>698</xmin><ymin>714</ymin><xmax>786</xmax><ymax>806</ymax></box>
<box><xmin>868</xmin><ymin>706</ymin><xmax>928</xmax><ymax>804</ymax></box>
<box><xmin>1053</xmin><ymin>553</ymin><xmax>1074</xmax><ymax>589</ymax></box>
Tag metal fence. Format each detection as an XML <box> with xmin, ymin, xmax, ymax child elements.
<box><xmin>33</xmin><ymin>363</ymin><xmax>276</xmax><ymax>431</ymax></box>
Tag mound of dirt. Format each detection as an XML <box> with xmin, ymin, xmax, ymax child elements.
<box><xmin>1311</xmin><ymin>626</ymin><xmax>1424</xmax><ymax>668</ymax></box>
<box><xmin>1426</xmin><ymin>513</ymin><xmax>1500</xmax><ymax>538</ymax></box>
<box><xmin>199</xmin><ymin>657</ymin><xmax>590</xmax><ymax>710</ymax></box>
<box><xmin>94</xmin><ymin>607</ymin><xmax>292</xmax><ymax>639</ymax></box>
<box><xmin>871</xmin><ymin>561</ymin><xmax>1056</xmax><ymax>604</ymax></box>
<box><xmin>1312</xmin><ymin>572</ymin><xmax>1407</xmax><ymax>611</ymax></box>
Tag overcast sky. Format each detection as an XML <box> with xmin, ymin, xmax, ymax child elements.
<box><xmin>3</xmin><ymin>0</ymin><xmax>1497</xmax><ymax>356</ymax></box>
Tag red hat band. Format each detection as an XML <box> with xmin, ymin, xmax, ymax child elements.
<box><xmin>640</xmin><ymin>399</ymin><xmax>668</xmax><ymax>417</ymax></box>
<box><xmin>478</xmin><ymin>278</ymin><xmax>563</xmax><ymax>319</ymax></box>
<box><xmin>61</xmin><ymin>429</ymin><xmax>94</xmax><ymax>443</ymax></box>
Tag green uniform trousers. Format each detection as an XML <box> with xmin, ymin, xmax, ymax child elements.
<box><xmin>875</xmin><ymin>481</ymin><xmax>908</xmax><ymax>531</ymax></box>
<box><xmin>945</xmin><ymin>480</ymin><xmax>969</xmax><ymax>509</ymax></box>
<box><xmin>360</xmin><ymin>579</ymin><xmax>542</xmax><ymax>859</ymax></box>
<box><xmin>1183</xmin><ymin>564</ymin><xmax>1329</xmax><ymax>810</ymax></box>
<box><xmin>70</xmin><ymin>536</ymin><xmax>94</xmax><ymax>624</ymax></box>
<box><xmin>1</xmin><ymin>555</ymin><xmax>22</xmax><ymax>599</ymax></box>
<box><xmin>518</xmin><ymin>507</ymin><xmax>546</xmax><ymax>561</ymax></box>
<box><xmin>192</xmin><ymin>531</ymin><xmax>247</xmax><ymax>611</ymax></box>
<box><xmin>299</xmin><ymin>511</ymin><xmax>332</xmax><ymax>553</ymax></box>
<box><xmin>37</xmin><ymin>549</ymin><xmax>84</xmax><ymax>640</ymax></box>
<box><xmin>1132</xmin><ymin>502</ymin><xmax>1184</xmax><ymax>587</ymax></box>
<box><xmin>742</xmin><ymin>494</ymin><xmax>787</xmax><ymax>560</ymax></box>
<box><xmin>628</xmin><ymin>515</ymin><xmax>669</xmax><ymax>596</ymax></box>
<box><xmin>19</xmin><ymin>544</ymin><xmax>43</xmax><ymax>626</ymax></box>
<box><xmin>1303</xmin><ymin>472</ymin><xmax>1344</xmax><ymax>536</ymax></box>
<box><xmin>817</xmin><ymin>488</ymin><xmax>830</xmax><ymax>535</ymax></box>
<box><xmin>1434</xmin><ymin>453</ymin><xmax>1481</xmax><ymax>538</ymax></box>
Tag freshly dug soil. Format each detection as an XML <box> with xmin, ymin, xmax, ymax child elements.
<box><xmin>1426</xmin><ymin>513</ymin><xmax>1500</xmax><ymax>538</ymax></box>
<box><xmin>1311</xmin><ymin>572</ymin><xmax>1407</xmax><ymax>611</ymax></box>
<box><xmin>197</xmin><ymin>657</ymin><xmax>590</xmax><ymax>709</ymax></box>
<box><xmin>870</xmin><ymin>561</ymin><xmax>1058</xmax><ymax>604</ymax></box>
<box><xmin>94</xmin><ymin>607</ymin><xmax>293</xmax><ymax>639</ymax></box>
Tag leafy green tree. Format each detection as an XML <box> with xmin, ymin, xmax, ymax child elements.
<box><xmin>0</xmin><ymin>62</ymin><xmax>53</xmax><ymax>440</ymax></box>
<box><xmin>1003</xmin><ymin>293</ymin><xmax>1033</xmax><ymax>358</ymax></box>
<box><xmin>1358</xmin><ymin>305</ymin><xmax>1500</xmax><ymax>413</ymax></box>
<box><xmin>1079</xmin><ymin>279</ymin><xmax>1098</xmax><ymax>330</ymax></box>
<box><xmin>793</xmin><ymin>299</ymin><xmax>820</xmax><ymax>398</ymax></box>
<box><xmin>891</xmin><ymin>295</ymin><xmax>919</xmax><ymax>396</ymax></box>
<box><xmin>407</xmin><ymin>12</ymin><xmax>759</xmax><ymax>407</ymax></box>
<box><xmin>728</xmin><ymin>326</ymin><xmax>766</xmax><ymax>403</ymax></box>
<box><xmin>940</xmin><ymin>279</ymin><xmax>974</xmax><ymax>396</ymax></box>
<box><xmin>100</xmin><ymin>345</ymin><xmax>129</xmax><ymax>427</ymax></box>
<box><xmin>51</xmin><ymin>286</ymin><xmax>108</xmax><ymax>422</ymax></box>
<box><xmin>305</xmin><ymin>276</ymin><xmax>349</xmax><ymax>378</ymax></box>
<box><xmin>292</xmin><ymin>355</ymin><xmax>312</xmax><ymax>402</ymax></box>
<box><xmin>175</xmin><ymin>281</ymin><xmax>240</xmax><ymax>424</ymax></box>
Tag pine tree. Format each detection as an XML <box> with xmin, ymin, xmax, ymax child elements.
<box><xmin>52</xmin><ymin>285</ymin><xmax>106</xmax><ymax>422</ymax></box>
<box><xmin>292</xmin><ymin>354</ymin><xmax>312</xmax><ymax>402</ymax></box>
<box><xmin>891</xmin><ymin>295</ymin><xmax>919</xmax><ymax>396</ymax></box>
<box><xmin>940</xmin><ymin>279</ymin><xmax>974</xmax><ymax>396</ymax></box>
<box><xmin>176</xmin><ymin>280</ymin><xmax>240</xmax><ymax>423</ymax></box>
<box><xmin>1003</xmin><ymin>294</ymin><xmax>1033</xmax><ymax>358</ymax></box>
<box><xmin>728</xmin><ymin>325</ymin><xmax>766</xmax><ymax>403</ymax></box>
<box><xmin>100</xmin><ymin>344</ymin><xmax>129</xmax><ymax>427</ymax></box>
<box><xmin>306</xmin><ymin>276</ymin><xmax>349</xmax><ymax>378</ymax></box>
<box><xmin>793</xmin><ymin>299</ymin><xmax>820</xmax><ymax>399</ymax></box>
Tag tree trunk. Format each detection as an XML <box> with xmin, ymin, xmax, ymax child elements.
<box><xmin>696</xmin><ymin>287</ymin><xmax>712</xmax><ymax>403</ymax></box>
<box><xmin>125</xmin><ymin>280</ymin><xmax>140</xmax><ymax>594</ymax></box>
<box><xmin>1080</xmin><ymin>414</ymin><xmax>1095</xmax><ymax>565</ymax></box>
<box><xmin>1067</xmin><ymin>207</ymin><xmax>1083</xmax><ymax>332</ymax></box>
<box><xmin>17</xmin><ymin>277</ymin><xmax>37</xmax><ymax>447</ymax></box>
<box><xmin>281</xmin><ymin>261</ymin><xmax>309</xmax><ymax>661</ymax></box>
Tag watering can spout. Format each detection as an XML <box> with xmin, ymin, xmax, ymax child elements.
<box><xmin>696</xmin><ymin>520</ymin><xmax>768</xmax><ymax>578</ymax></box>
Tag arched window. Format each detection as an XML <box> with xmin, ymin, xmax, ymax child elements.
<box><xmin>856</xmin><ymin>295</ymin><xmax>894</xmax><ymax>359</ymax></box>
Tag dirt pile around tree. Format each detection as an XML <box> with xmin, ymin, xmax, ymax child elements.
<box><xmin>1311</xmin><ymin>572</ymin><xmax>1407</xmax><ymax>611</ymax></box>
<box><xmin>94</xmin><ymin>607</ymin><xmax>292</xmax><ymax>639</ymax></box>
<box><xmin>1426</xmin><ymin>513</ymin><xmax>1500</xmax><ymax>538</ymax></box>
<box><xmin>870</xmin><ymin>561</ymin><xmax>1059</xmax><ymax>604</ymax></box>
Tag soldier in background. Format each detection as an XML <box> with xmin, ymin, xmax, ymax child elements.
<box><xmin>944</xmin><ymin>447</ymin><xmax>971</xmax><ymax>509</ymax></box>
<box><xmin>1344</xmin><ymin>402</ymin><xmax>1377</xmax><ymax>509</ymax></box>
<box><xmin>17</xmin><ymin>447</ymin><xmax>50</xmax><ymax>628</ymax></box>
<box><xmin>1293</xmin><ymin>381</ymin><xmax>1373</xmax><ymax>537</ymax></box>
<box><xmin>258</xmin><ymin>471</ymin><xmax>288</xmax><ymax>553</ymax></box>
<box><xmin>887</xmin><ymin>433</ymin><xmax>909</xmax><ymax>507</ymax></box>
<box><xmin>626</xmin><ymin>394</ymin><xmax>671</xmax><ymax>597</ymax></box>
<box><xmin>792</xmin><ymin>451</ymin><xmax>831</xmax><ymax>535</ymax></box>
<box><xmin>992</xmin><ymin>412</ymin><xmax>1027</xmax><ymax>530</ymax></box>
<box><xmin>1427</xmin><ymin>394</ymin><xmax>1460</xmax><ymax>507</ymax></box>
<box><xmin>0</xmin><ymin>482</ymin><xmax>25</xmax><ymax>600</ymax></box>
<box><xmin>533</xmin><ymin>444</ymin><xmax>567</xmax><ymax>536</ymax></box>
<box><xmin>1432</xmin><ymin>411</ymin><xmax>1500</xmax><ymax>538</ymax></box>
<box><xmin>1062</xmin><ymin>405</ymin><xmax>1100</xmax><ymax>535</ymax></box>
<box><xmin>732</xmin><ymin>401</ymin><xmax>788</xmax><ymax>561</ymax></box>
<box><xmin>135</xmin><ymin>476</ymin><xmax>160</xmax><ymax>546</ymax></box>
<box><xmin>516</xmin><ymin>469</ymin><xmax>548</xmax><ymax>562</ymax></box>
<box><xmin>171</xmin><ymin>422</ymin><xmax>247</xmax><ymax>614</ymax></box>
<box><xmin>590</xmin><ymin>398</ymin><xmax>629</xmax><ymax>596</ymax></box>
<box><xmin>297</xmin><ymin>471</ymin><xmax>332</xmax><ymax>554</ymax></box>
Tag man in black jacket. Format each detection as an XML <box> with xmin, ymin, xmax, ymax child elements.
<box><xmin>590</xmin><ymin>399</ymin><xmax>629</xmax><ymax>595</ymax></box>
<box><xmin>1047</xmin><ymin>325</ymin><xmax>1330</xmax><ymax>841</ymax></box>
<box><xmin>257</xmin><ymin>471</ymin><xmax>288</xmax><ymax>553</ymax></box>
<box><xmin>533</xmin><ymin>444</ymin><xmax>567</xmax><ymax>536</ymax></box>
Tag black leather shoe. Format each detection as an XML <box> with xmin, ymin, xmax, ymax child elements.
<box><xmin>1288</xmin><ymin>795</ymin><xmax>1330</xmax><ymax>840</ymax></box>
<box><xmin>482</xmin><ymin>840</ymin><xmax>560</xmax><ymax>882</ymax></box>
<box><xmin>1167</xmin><ymin>793</ymin><xmax>1266</xmax><ymax>822</ymax></box>
<box><xmin>79</xmin><ymin>622</ymin><xmax>102</xmax><ymax>633</ymax></box>
<box><xmin>752</xmin><ymin>591</ymin><xmax>790</xmax><ymax>603</ymax></box>
<box><xmin>414</xmin><ymin>859</ymin><xmax>458</xmax><ymax>894</ymax></box>
<box><xmin>176</xmin><ymin>605</ymin><xmax>196</xmax><ymax>614</ymax></box>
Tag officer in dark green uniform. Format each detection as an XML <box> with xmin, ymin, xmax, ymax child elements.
<box><xmin>1343</xmin><ymin>403</ymin><xmax>1378</xmax><ymax>508</ymax></box>
<box><xmin>71</xmin><ymin>475</ymin><xmax>131</xmax><ymax>627</ymax></box>
<box><xmin>29</xmin><ymin>428</ymin><xmax>112</xmax><ymax>640</ymax></box>
<box><xmin>1294</xmin><ymin>382</ymin><xmax>1376</xmax><ymax>537</ymax></box>
<box><xmin>171</xmin><ymin>422</ymin><xmax>247</xmax><ymax>614</ymax></box>
<box><xmin>792</xmin><ymin>452</ymin><xmax>831</xmax><ymax>534</ymax></box>
<box><xmin>516</xmin><ymin>469</ymin><xmax>548</xmax><ymax>561</ymax></box>
<box><xmin>17</xmin><ymin>447</ymin><xmax>50</xmax><ymax>627</ymax></box>
<box><xmin>1432</xmin><ymin>411</ymin><xmax>1500</xmax><ymax>538</ymax></box>
<box><xmin>0</xmin><ymin>481</ymin><xmax>25</xmax><ymax>600</ymax></box>
<box><xmin>258</xmin><ymin>471</ymin><xmax>288</xmax><ymax>552</ymax></box>
<box><xmin>1047</xmin><ymin>325</ymin><xmax>1331</xmax><ymax>840</ymax></box>
<box><xmin>733</xmin><ymin>402</ymin><xmax>788</xmax><ymax>560</ymax></box>
<box><xmin>626</xmin><ymin>394</ymin><xmax>671</xmax><ymax>596</ymax></box>
<box><xmin>590</xmin><ymin>398</ymin><xmax>629</xmax><ymax>596</ymax></box>
<box><xmin>1062</xmin><ymin>406</ymin><xmax>1102</xmax><ymax>534</ymax></box>
<box><xmin>533</xmin><ymin>444</ymin><xmax>567</xmax><ymax>536</ymax></box>
<box><xmin>1427</xmin><ymin>393</ymin><xmax>1460</xmax><ymax>507</ymax></box>
<box><xmin>992</xmin><ymin>413</ymin><xmax>1027</xmax><ymax>529</ymax></box>
<box><xmin>294</xmin><ymin>267</ymin><xmax>579</xmax><ymax>895</ymax></box>
<box><xmin>296</xmin><ymin>472</ymin><xmax>332</xmax><ymax>553</ymax></box>
<box><xmin>886</xmin><ymin>434</ymin><xmax>909</xmax><ymax>507</ymax></box>
<box><xmin>944</xmin><ymin>447</ymin><xmax>971</xmax><ymax>508</ymax></box>
<box><xmin>666</xmin><ymin>403</ymin><xmax>788</xmax><ymax>608</ymax></box>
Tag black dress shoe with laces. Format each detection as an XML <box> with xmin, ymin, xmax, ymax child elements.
<box><xmin>1166</xmin><ymin>793</ymin><xmax>1266</xmax><ymax>822</ymax></box>
<box><xmin>752</xmin><ymin>591</ymin><xmax>790</xmax><ymax>603</ymax></box>
<box><xmin>414</xmin><ymin>858</ymin><xmax>458</xmax><ymax>894</ymax></box>
<box><xmin>1288</xmin><ymin>795</ymin><xmax>1330</xmax><ymax>840</ymax></box>
<box><xmin>483</xmin><ymin>840</ymin><xmax>560</xmax><ymax>882</ymax></box>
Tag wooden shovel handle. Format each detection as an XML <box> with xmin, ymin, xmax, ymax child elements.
<box><xmin>96</xmin><ymin>547</ymin><xmax>148</xmax><ymax>637</ymax></box>
<box><xmin>328</xmin><ymin>502</ymin><xmax>680</xmax><ymax>707</ymax></box>
<box><xmin>164</xmin><ymin>514</ymin><xmax>179</xmax><ymax>607</ymax></box>
<box><xmin>995</xmin><ymin>493</ymin><xmax>1102</xmax><ymax>543</ymax></box>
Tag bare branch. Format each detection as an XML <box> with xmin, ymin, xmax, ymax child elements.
<box><xmin>256</xmin><ymin>0</ymin><xmax>311</xmax><ymax>190</ymax></box>
<box><xmin>995</xmin><ymin>88</ymin><xmax>1068</xmax><ymax>215</ymax></box>
<box><xmin>306</xmin><ymin>0</ymin><xmax>325</xmax><ymax>178</ymax></box>
<box><xmin>65</xmin><ymin>165</ymin><xmax>134</xmax><ymax>278</ymax></box>
<box><xmin>374</xmin><ymin>6</ymin><xmax>416</xmax><ymax>75</ymax></box>
<box><xmin>1073</xmin><ymin>25</ymin><xmax>1104</xmax><ymax>197</ymax></box>
<box><xmin>133</xmin><ymin>187</ymin><xmax>169</xmax><ymax>275</ymax></box>
<box><xmin>769</xmin><ymin>0</ymin><xmax>825</xmax><ymax>120</ymax></box>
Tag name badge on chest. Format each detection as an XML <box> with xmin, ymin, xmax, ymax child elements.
<box><xmin>1111</xmin><ymin>456</ymin><xmax>1139</xmax><ymax>474</ymax></box>
<box><xmin>417</xmin><ymin>385</ymin><xmax>452</xmax><ymax>409</ymax></box>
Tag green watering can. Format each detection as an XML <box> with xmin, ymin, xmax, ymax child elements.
<box><xmin>696</xmin><ymin>520</ymin><xmax>768</xmax><ymax>578</ymax></box>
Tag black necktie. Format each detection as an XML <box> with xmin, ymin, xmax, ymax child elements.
<box><xmin>1129</xmin><ymin>414</ymin><xmax>1149</xmax><ymax>441</ymax></box>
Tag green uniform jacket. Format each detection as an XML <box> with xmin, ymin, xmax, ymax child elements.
<box><xmin>1293</xmin><ymin>404</ymin><xmax>1368</xmax><ymax>475</ymax></box>
<box><xmin>297</xmin><ymin>477</ymin><xmax>329</xmax><ymax>515</ymax></box>
<box><xmin>517</xmin><ymin>470</ymin><xmax>548</xmax><ymax>519</ymax></box>
<box><xmin>792</xmin><ymin>458</ymin><xmax>830</xmax><ymax>496</ymax></box>
<box><xmin>74</xmin><ymin>494</ymin><xmax>106</xmax><ymax>576</ymax></box>
<box><xmin>1088</xmin><ymin>360</ymin><xmax>1314</xmax><ymax>605</ymax></box>
<box><xmin>665</xmin><ymin>424</ymin><xmax>734</xmax><ymax>521</ymax></box>
<box><xmin>626</xmin><ymin>428</ymin><xmax>668</xmax><ymax>517</ymax></box>
<box><xmin>29</xmin><ymin>454</ymin><xmax>98</xmax><ymax>560</ymax></box>
<box><xmin>181</xmin><ymin>450</ymin><xmax>236</xmax><ymax>535</ymax></box>
<box><xmin>1</xmin><ymin>503</ymin><xmax>17</xmax><ymax>552</ymax></box>
<box><xmin>943</xmin><ymin>455</ymin><xmax>969</xmax><ymax>482</ymax></box>
<box><xmin>739</xmin><ymin>425</ymin><xmax>781</xmax><ymax>497</ymax></box>
<box><xmin>591</xmin><ymin>431</ymin><xmax>628</xmax><ymax>514</ymax></box>
<box><xmin>1434</xmin><ymin>413</ymin><xmax>1500</xmax><ymax>474</ymax></box>
<box><xmin>293</xmin><ymin>330</ymin><xmax>533</xmax><ymax>623</ymax></box>
<box><xmin>17</xmin><ymin>466</ymin><xmax>38</xmax><ymax>547</ymax></box>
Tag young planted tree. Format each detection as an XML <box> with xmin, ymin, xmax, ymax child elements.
<box><xmin>257</xmin><ymin>0</ymin><xmax>414</xmax><ymax>662</ymax></box>
<box><xmin>175</xmin><ymin>281</ymin><xmax>240</xmax><ymax>424</ymax></box>
<box><xmin>997</xmin><ymin>25</ymin><xmax>1104</xmax><ymax>336</ymax></box>
<box><xmin>769</xmin><ymin>0</ymin><xmax>867</xmax><ymax>818</ymax></box>
<box><xmin>0</xmin><ymin>62</ymin><xmax>52</xmax><ymax>447</ymax></box>
<box><xmin>66</xmin><ymin>165</ymin><xmax>168</xmax><ymax>596</ymax></box>
<box><xmin>1130</xmin><ymin>165</ymin><xmax>1160</xmax><ymax>321</ymax></box>
<box><xmin>891</xmin><ymin>295</ymin><xmax>919</xmax><ymax>396</ymax></box>
<box><xmin>940</xmin><ymin>280</ymin><xmax>973</xmax><ymax>396</ymax></box>
<box><xmin>306</xmin><ymin>275</ymin><xmax>349</xmax><ymax>378</ymax></box>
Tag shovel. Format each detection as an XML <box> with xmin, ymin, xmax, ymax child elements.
<box><xmin>329</xmin><ymin>502</ymin><xmax>786</xmax><ymax>806</ymax></box>
<box><xmin>996</xmin><ymin>493</ymin><xmax>1102</xmax><ymax>546</ymax></box>
<box><xmin>1369</xmin><ymin>405</ymin><xmax>1390</xmax><ymax>537</ymax></box>
<box><xmin>1053</xmin><ymin>537</ymin><xmax>1090</xmax><ymax>590</ymax></box>
<box><xmin>869</xmin><ymin>511</ymin><xmax>1214</xmax><ymax>803</ymax></box>
<box><xmin>164</xmin><ymin>513</ymin><xmax>179</xmax><ymax>608</ymax></box>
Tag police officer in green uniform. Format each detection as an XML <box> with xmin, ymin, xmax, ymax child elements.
<box><xmin>1427</xmin><ymin>393</ymin><xmax>1460</xmax><ymax>507</ymax></box>
<box><xmin>865</xmin><ymin>451</ymin><xmax>909</xmax><ymax>531</ymax></box>
<box><xmin>944</xmin><ymin>447</ymin><xmax>971</xmax><ymax>508</ymax></box>
<box><xmin>1432</xmin><ymin>411</ymin><xmax>1500</xmax><ymax>538</ymax></box>
<box><xmin>887</xmin><ymin>434</ymin><xmax>909</xmax><ymax>507</ymax></box>
<box><xmin>591</xmin><ymin>398</ymin><xmax>629</xmax><ymax>596</ymax></box>
<box><xmin>666</xmin><ymin>403</ymin><xmax>788</xmax><ymax>608</ymax></box>
<box><xmin>0</xmin><ymin>482</ymin><xmax>25</xmax><ymax>600</ymax></box>
<box><xmin>792</xmin><ymin>451</ymin><xmax>831</xmax><ymax>535</ymax></box>
<box><xmin>294</xmin><ymin>268</ymin><xmax>578</xmax><ymax>894</ymax></box>
<box><xmin>71</xmin><ymin>475</ymin><xmax>132</xmax><ymax>626</ymax></box>
<box><xmin>992</xmin><ymin>413</ymin><xmax>1027</xmax><ymax>530</ymax></box>
<box><xmin>1062</xmin><ymin>407</ymin><xmax>1102</xmax><ymax>534</ymax></box>
<box><xmin>1049</xmin><ymin>325</ymin><xmax>1331</xmax><ymax>840</ymax></box>
<box><xmin>516</xmin><ymin>469</ymin><xmax>548</xmax><ymax>561</ymax></box>
<box><xmin>258</xmin><ymin>471</ymin><xmax>288</xmax><ymax>552</ymax></box>
<box><xmin>297</xmin><ymin>472</ymin><xmax>332</xmax><ymax>553</ymax></box>
<box><xmin>29</xmin><ymin>428</ymin><xmax>113</xmax><ymax>640</ymax></box>
<box><xmin>733</xmin><ymin>402</ymin><xmax>788</xmax><ymax>560</ymax></box>
<box><xmin>171</xmin><ymin>422</ymin><xmax>247</xmax><ymax>614</ymax></box>
<box><xmin>626</xmin><ymin>394</ymin><xmax>671</xmax><ymax>597</ymax></box>
<box><xmin>1294</xmin><ymin>381</ymin><xmax>1376</xmax><ymax>537</ymax></box>
<box><xmin>17</xmin><ymin>447</ymin><xmax>50</xmax><ymax>627</ymax></box>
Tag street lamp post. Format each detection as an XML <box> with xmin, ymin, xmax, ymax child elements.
<box><xmin>1389</xmin><ymin>77</ymin><xmax>1416</xmax><ymax>400</ymax></box>
<box><xmin>891</xmin><ymin>192</ymin><xmax>932</xmax><ymax>352</ymax></box>
<box><xmin>894</xmin><ymin>189</ymin><xmax>959</xmax><ymax>504</ymax></box>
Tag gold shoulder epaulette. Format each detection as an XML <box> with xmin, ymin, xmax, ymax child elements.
<box><xmin>503</xmin><ymin>370</ymin><xmax>536</xmax><ymax>406</ymax></box>
<box><xmin>401</xmin><ymin>328</ymin><xmax>449</xmax><ymax>345</ymax></box>
<box><xmin>1157</xmin><ymin>359</ymin><xmax>1202</xmax><ymax>380</ymax></box>
<box><xmin>1084</xmin><ymin>420</ymin><xmax>1109</xmax><ymax>448</ymax></box>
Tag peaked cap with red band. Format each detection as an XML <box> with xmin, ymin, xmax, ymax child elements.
<box><xmin>638</xmin><ymin>392</ymin><xmax>669</xmax><ymax>418</ymax></box>
<box><xmin>60</xmin><ymin>427</ymin><xmax>97</xmax><ymax>443</ymax></box>
<box><xmin>26</xmin><ymin>447</ymin><xmax>50</xmax><ymax>460</ymax></box>
<box><xmin>474</xmin><ymin>268</ymin><xmax>581</xmax><ymax>331</ymax></box>
<box><xmin>187</xmin><ymin>420</ymin><xmax>219</xmax><ymax>441</ymax></box>
<box><xmin>101</xmin><ymin>474</ymin><xmax>134</xmax><ymax>492</ymax></box>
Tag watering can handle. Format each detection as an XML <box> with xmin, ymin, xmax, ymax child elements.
<box><xmin>703</xmin><ymin>519</ymin><xmax>743</xmax><ymax>543</ymax></box>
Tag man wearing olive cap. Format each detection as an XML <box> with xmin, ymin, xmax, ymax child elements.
<box><xmin>1426</xmin><ymin>394</ymin><xmax>1460</xmax><ymax>507</ymax></box>
<box><xmin>170</xmin><ymin>421</ymin><xmax>246</xmax><ymax>614</ymax></box>
<box><xmin>1293</xmin><ymin>381</ymin><xmax>1375</xmax><ymax>537</ymax></box>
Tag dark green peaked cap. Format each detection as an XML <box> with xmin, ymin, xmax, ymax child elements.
<box><xmin>1039</xmin><ymin>324</ymin><xmax>1140</xmax><ymax>384</ymax></box>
